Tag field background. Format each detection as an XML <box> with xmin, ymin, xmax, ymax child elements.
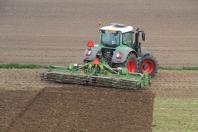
<box><xmin>0</xmin><ymin>0</ymin><xmax>198</xmax><ymax>131</ymax></box>
<box><xmin>1</xmin><ymin>0</ymin><xmax>198</xmax><ymax>66</ymax></box>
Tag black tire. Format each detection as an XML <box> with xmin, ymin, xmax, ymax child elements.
<box><xmin>139</xmin><ymin>55</ymin><xmax>158</xmax><ymax>77</ymax></box>
<box><xmin>114</xmin><ymin>52</ymin><xmax>138</xmax><ymax>72</ymax></box>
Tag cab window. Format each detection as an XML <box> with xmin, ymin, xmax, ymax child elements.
<box><xmin>101</xmin><ymin>31</ymin><xmax>120</xmax><ymax>47</ymax></box>
<box><xmin>122</xmin><ymin>32</ymin><xmax>132</xmax><ymax>46</ymax></box>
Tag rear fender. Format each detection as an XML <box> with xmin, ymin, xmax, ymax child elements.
<box><xmin>112</xmin><ymin>48</ymin><xmax>137</xmax><ymax>63</ymax></box>
<box><xmin>138</xmin><ymin>50</ymin><xmax>151</xmax><ymax>57</ymax></box>
<box><xmin>84</xmin><ymin>47</ymin><xmax>101</xmax><ymax>61</ymax></box>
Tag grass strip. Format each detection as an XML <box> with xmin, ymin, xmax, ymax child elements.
<box><xmin>158</xmin><ymin>66</ymin><xmax>198</xmax><ymax>70</ymax></box>
<box><xmin>0</xmin><ymin>63</ymin><xmax>45</xmax><ymax>69</ymax></box>
<box><xmin>152</xmin><ymin>97</ymin><xmax>198</xmax><ymax>132</ymax></box>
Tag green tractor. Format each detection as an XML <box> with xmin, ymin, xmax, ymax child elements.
<box><xmin>84</xmin><ymin>23</ymin><xmax>158</xmax><ymax>77</ymax></box>
<box><xmin>40</xmin><ymin>23</ymin><xmax>157</xmax><ymax>89</ymax></box>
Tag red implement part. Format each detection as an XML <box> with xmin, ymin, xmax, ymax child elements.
<box><xmin>93</xmin><ymin>58</ymin><xmax>99</xmax><ymax>65</ymax></box>
<box><xmin>127</xmin><ymin>60</ymin><xmax>136</xmax><ymax>72</ymax></box>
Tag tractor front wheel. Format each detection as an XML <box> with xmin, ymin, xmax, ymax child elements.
<box><xmin>115</xmin><ymin>52</ymin><xmax>138</xmax><ymax>72</ymax></box>
<box><xmin>139</xmin><ymin>55</ymin><xmax>158</xmax><ymax>77</ymax></box>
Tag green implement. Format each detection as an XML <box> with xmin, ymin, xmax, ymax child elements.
<box><xmin>40</xmin><ymin>58</ymin><xmax>151</xmax><ymax>89</ymax></box>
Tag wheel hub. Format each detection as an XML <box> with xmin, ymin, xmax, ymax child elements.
<box><xmin>143</xmin><ymin>64</ymin><xmax>148</xmax><ymax>69</ymax></box>
<box><xmin>141</xmin><ymin>60</ymin><xmax>154</xmax><ymax>74</ymax></box>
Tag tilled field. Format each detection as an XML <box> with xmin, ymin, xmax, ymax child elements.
<box><xmin>0</xmin><ymin>0</ymin><xmax>198</xmax><ymax>66</ymax></box>
<box><xmin>0</xmin><ymin>0</ymin><xmax>198</xmax><ymax>131</ymax></box>
<box><xmin>1</xmin><ymin>69</ymin><xmax>198</xmax><ymax>98</ymax></box>
<box><xmin>0</xmin><ymin>69</ymin><xmax>155</xmax><ymax>131</ymax></box>
<box><xmin>0</xmin><ymin>69</ymin><xmax>198</xmax><ymax>131</ymax></box>
<box><xmin>5</xmin><ymin>87</ymin><xmax>155</xmax><ymax>132</ymax></box>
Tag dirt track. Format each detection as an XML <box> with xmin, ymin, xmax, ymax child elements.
<box><xmin>0</xmin><ymin>0</ymin><xmax>198</xmax><ymax>131</ymax></box>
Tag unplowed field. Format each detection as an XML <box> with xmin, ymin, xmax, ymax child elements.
<box><xmin>0</xmin><ymin>0</ymin><xmax>198</xmax><ymax>131</ymax></box>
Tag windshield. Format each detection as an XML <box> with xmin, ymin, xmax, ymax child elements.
<box><xmin>101</xmin><ymin>31</ymin><xmax>120</xmax><ymax>47</ymax></box>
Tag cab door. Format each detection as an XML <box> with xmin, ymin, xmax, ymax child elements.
<box><xmin>122</xmin><ymin>32</ymin><xmax>133</xmax><ymax>48</ymax></box>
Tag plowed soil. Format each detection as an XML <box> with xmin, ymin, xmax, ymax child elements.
<box><xmin>1</xmin><ymin>69</ymin><xmax>198</xmax><ymax>131</ymax></box>
<box><xmin>0</xmin><ymin>0</ymin><xmax>198</xmax><ymax>131</ymax></box>
<box><xmin>0</xmin><ymin>0</ymin><xmax>198</xmax><ymax>66</ymax></box>
<box><xmin>5</xmin><ymin>87</ymin><xmax>154</xmax><ymax>132</ymax></box>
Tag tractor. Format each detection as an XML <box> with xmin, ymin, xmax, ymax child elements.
<box><xmin>40</xmin><ymin>23</ymin><xmax>157</xmax><ymax>89</ymax></box>
<box><xmin>84</xmin><ymin>23</ymin><xmax>158</xmax><ymax>77</ymax></box>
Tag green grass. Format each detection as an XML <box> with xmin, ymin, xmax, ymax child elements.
<box><xmin>152</xmin><ymin>98</ymin><xmax>198</xmax><ymax>132</ymax></box>
<box><xmin>0</xmin><ymin>63</ymin><xmax>45</xmax><ymax>69</ymax></box>
<box><xmin>158</xmin><ymin>66</ymin><xmax>198</xmax><ymax>70</ymax></box>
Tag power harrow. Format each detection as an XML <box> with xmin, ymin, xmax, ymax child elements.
<box><xmin>40</xmin><ymin>58</ymin><xmax>150</xmax><ymax>90</ymax></box>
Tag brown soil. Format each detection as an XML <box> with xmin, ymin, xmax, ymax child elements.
<box><xmin>0</xmin><ymin>0</ymin><xmax>198</xmax><ymax>66</ymax></box>
<box><xmin>1</xmin><ymin>69</ymin><xmax>197</xmax><ymax>98</ymax></box>
<box><xmin>5</xmin><ymin>87</ymin><xmax>155</xmax><ymax>132</ymax></box>
<box><xmin>1</xmin><ymin>69</ymin><xmax>198</xmax><ymax>131</ymax></box>
<box><xmin>0</xmin><ymin>90</ymin><xmax>35</xmax><ymax>131</ymax></box>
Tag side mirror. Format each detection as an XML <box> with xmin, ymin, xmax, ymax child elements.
<box><xmin>142</xmin><ymin>32</ymin><xmax>145</xmax><ymax>41</ymax></box>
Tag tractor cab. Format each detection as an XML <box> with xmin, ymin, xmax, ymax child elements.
<box><xmin>99</xmin><ymin>23</ymin><xmax>145</xmax><ymax>55</ymax></box>
<box><xmin>99</xmin><ymin>23</ymin><xmax>133</xmax><ymax>48</ymax></box>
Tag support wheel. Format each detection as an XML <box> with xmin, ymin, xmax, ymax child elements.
<box><xmin>139</xmin><ymin>55</ymin><xmax>158</xmax><ymax>77</ymax></box>
<box><xmin>115</xmin><ymin>52</ymin><xmax>138</xmax><ymax>72</ymax></box>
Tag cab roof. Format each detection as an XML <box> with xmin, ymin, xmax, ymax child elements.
<box><xmin>100</xmin><ymin>23</ymin><xmax>133</xmax><ymax>33</ymax></box>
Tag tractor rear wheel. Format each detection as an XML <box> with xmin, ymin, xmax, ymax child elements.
<box><xmin>139</xmin><ymin>55</ymin><xmax>158</xmax><ymax>77</ymax></box>
<box><xmin>114</xmin><ymin>52</ymin><xmax>138</xmax><ymax>72</ymax></box>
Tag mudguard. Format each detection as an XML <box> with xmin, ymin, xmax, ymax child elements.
<box><xmin>111</xmin><ymin>48</ymin><xmax>137</xmax><ymax>63</ymax></box>
<box><xmin>84</xmin><ymin>46</ymin><xmax>101</xmax><ymax>61</ymax></box>
<box><xmin>138</xmin><ymin>50</ymin><xmax>150</xmax><ymax>57</ymax></box>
